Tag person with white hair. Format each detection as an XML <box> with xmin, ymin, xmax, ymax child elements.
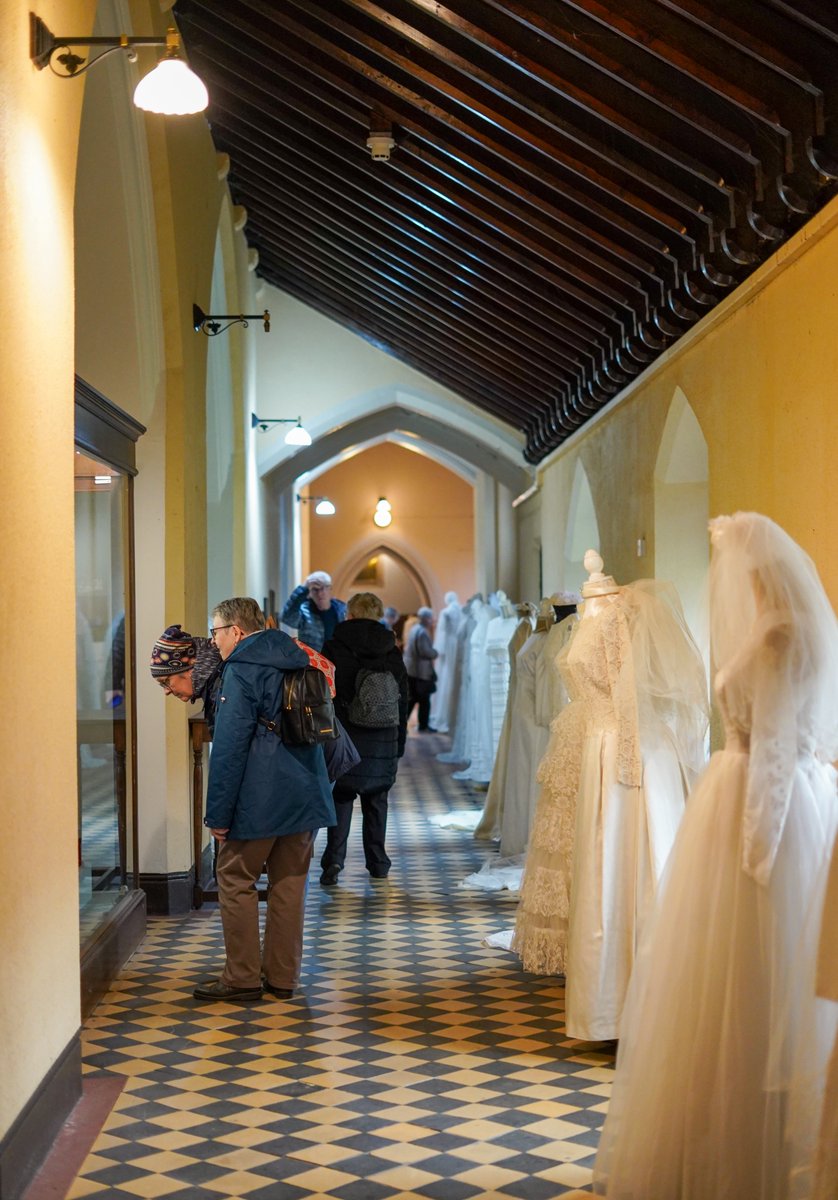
<box><xmin>403</xmin><ymin>607</ymin><xmax>438</xmax><ymax>732</ymax></box>
<box><xmin>281</xmin><ymin>571</ymin><xmax>347</xmax><ymax>652</ymax></box>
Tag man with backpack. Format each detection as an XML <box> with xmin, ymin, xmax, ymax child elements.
<box><xmin>195</xmin><ymin>598</ymin><xmax>335</xmax><ymax>1002</ymax></box>
<box><xmin>320</xmin><ymin>592</ymin><xmax>408</xmax><ymax>885</ymax></box>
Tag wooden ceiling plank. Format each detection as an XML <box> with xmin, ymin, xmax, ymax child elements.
<box><xmin>206</xmin><ymin>84</ymin><xmax>609</xmax><ymax>350</ymax></box>
<box><xmin>258</xmin><ymin>233</ymin><xmax>569</xmax><ymax>403</ymax></box>
<box><xmin>213</xmin><ymin>108</ymin><xmax>593</xmax><ymax>369</ymax></box>
<box><xmin>345</xmin><ymin>0</ymin><xmax>749</xmax><ymax>196</ymax></box>
<box><xmin>279</xmin><ymin>0</ymin><xmax>713</xmax><ymax>223</ymax></box>
<box><xmin>270</xmin><ymin>263</ymin><xmax>548</xmax><ymax>426</ymax></box>
<box><xmin>229</xmin><ymin>150</ymin><xmax>588</xmax><ymax>378</ymax></box>
<box><xmin>410</xmin><ymin>0</ymin><xmax>761</xmax><ymax>166</ymax></box>
<box><xmin>253</xmin><ymin>193</ymin><xmax>573</xmax><ymax>393</ymax></box>
<box><xmin>275</xmin><ymin>271</ymin><xmax>526</xmax><ymax>422</ymax></box>
<box><xmin>183</xmin><ymin>3</ymin><xmax>695</xmax><ymax>263</ymax></box>
<box><xmin>507</xmin><ymin>0</ymin><xmax>784</xmax><ymax>127</ymax></box>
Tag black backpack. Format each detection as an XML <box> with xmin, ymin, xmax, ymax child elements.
<box><xmin>346</xmin><ymin>666</ymin><xmax>401</xmax><ymax>728</ymax></box>
<box><xmin>260</xmin><ymin>667</ymin><xmax>338</xmax><ymax>745</ymax></box>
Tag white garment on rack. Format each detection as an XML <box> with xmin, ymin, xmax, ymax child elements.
<box><xmin>564</xmin><ymin>588</ymin><xmax>706</xmax><ymax>1041</ymax></box>
<box><xmin>499</xmin><ymin>630</ymin><xmax>551</xmax><ymax>857</ymax></box>
<box><xmin>451</xmin><ymin>603</ymin><xmax>494</xmax><ymax>783</ymax></box>
<box><xmin>594</xmin><ymin>512</ymin><xmax>838</xmax><ymax>1200</ymax></box>
<box><xmin>475</xmin><ymin>616</ymin><xmax>533</xmax><ymax>838</ymax></box>
<box><xmin>429</xmin><ymin>597</ymin><xmax>462</xmax><ymax>733</ymax></box>
<box><xmin>437</xmin><ymin>603</ymin><xmax>477</xmax><ymax>764</ymax></box>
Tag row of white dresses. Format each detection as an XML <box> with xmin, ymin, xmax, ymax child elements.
<box><xmin>437</xmin><ymin>593</ymin><xmax>521</xmax><ymax>786</ymax></box>
<box><xmin>591</xmin><ymin>513</ymin><xmax>838</xmax><ymax>1198</ymax></box>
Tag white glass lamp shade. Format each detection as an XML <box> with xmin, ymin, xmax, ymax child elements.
<box><xmin>375</xmin><ymin>497</ymin><xmax>392</xmax><ymax>513</ymax></box>
<box><xmin>284</xmin><ymin>423</ymin><xmax>312</xmax><ymax>447</ymax></box>
<box><xmin>133</xmin><ymin>59</ymin><xmax>209</xmax><ymax>115</ymax></box>
<box><xmin>314</xmin><ymin>498</ymin><xmax>336</xmax><ymax>516</ymax></box>
<box><xmin>373</xmin><ymin>508</ymin><xmax>392</xmax><ymax>528</ymax></box>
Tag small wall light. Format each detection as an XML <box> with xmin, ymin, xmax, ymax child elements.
<box><xmin>30</xmin><ymin>15</ymin><xmax>209</xmax><ymax>115</ymax></box>
<box><xmin>193</xmin><ymin>304</ymin><xmax>270</xmax><ymax>336</ymax></box>
<box><xmin>251</xmin><ymin>413</ymin><xmax>312</xmax><ymax>446</ymax></box>
<box><xmin>373</xmin><ymin>497</ymin><xmax>392</xmax><ymax>528</ymax></box>
<box><xmin>297</xmin><ymin>494</ymin><xmax>336</xmax><ymax>516</ymax></box>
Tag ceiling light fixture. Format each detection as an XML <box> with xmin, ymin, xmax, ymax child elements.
<box><xmin>296</xmin><ymin>494</ymin><xmax>336</xmax><ymax>517</ymax></box>
<box><xmin>193</xmin><ymin>304</ymin><xmax>270</xmax><ymax>336</ymax></box>
<box><xmin>367</xmin><ymin>111</ymin><xmax>396</xmax><ymax>161</ymax></box>
<box><xmin>251</xmin><ymin>414</ymin><xmax>312</xmax><ymax>446</ymax></box>
<box><xmin>373</xmin><ymin>497</ymin><xmax>392</xmax><ymax>528</ymax></box>
<box><xmin>29</xmin><ymin>15</ymin><xmax>209</xmax><ymax>115</ymax></box>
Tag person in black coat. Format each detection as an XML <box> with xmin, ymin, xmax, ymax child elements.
<box><xmin>320</xmin><ymin>592</ymin><xmax>408</xmax><ymax>884</ymax></box>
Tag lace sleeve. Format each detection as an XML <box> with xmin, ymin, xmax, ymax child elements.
<box><xmin>603</xmin><ymin>603</ymin><xmax>642</xmax><ymax>788</ymax></box>
<box><xmin>742</xmin><ymin>622</ymin><xmax>797</xmax><ymax>886</ymax></box>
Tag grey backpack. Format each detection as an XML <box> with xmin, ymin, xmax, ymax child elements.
<box><xmin>346</xmin><ymin>667</ymin><xmax>400</xmax><ymax>728</ymax></box>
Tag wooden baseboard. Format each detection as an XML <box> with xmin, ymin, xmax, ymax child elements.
<box><xmin>80</xmin><ymin>889</ymin><xmax>146</xmax><ymax>1018</ymax></box>
<box><xmin>0</xmin><ymin>1035</ymin><xmax>81</xmax><ymax>1200</ymax></box>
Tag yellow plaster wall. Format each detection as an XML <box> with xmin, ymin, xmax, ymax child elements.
<box><xmin>0</xmin><ymin>0</ymin><xmax>98</xmax><ymax>1139</ymax></box>
<box><xmin>306</xmin><ymin>444</ymin><xmax>475</xmax><ymax>613</ymax></box>
<box><xmin>527</xmin><ymin>196</ymin><xmax>838</xmax><ymax>610</ymax></box>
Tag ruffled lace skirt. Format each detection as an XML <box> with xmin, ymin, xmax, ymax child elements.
<box><xmin>593</xmin><ymin>750</ymin><xmax>838</xmax><ymax>1199</ymax></box>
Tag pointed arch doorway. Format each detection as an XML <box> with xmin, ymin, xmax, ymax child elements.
<box><xmin>334</xmin><ymin>545</ymin><xmax>431</xmax><ymax>615</ymax></box>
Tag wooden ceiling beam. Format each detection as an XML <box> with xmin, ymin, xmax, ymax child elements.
<box><xmin>229</xmin><ymin>151</ymin><xmax>588</xmax><ymax>380</ymax></box>
<box><xmin>258</xmin><ymin>238</ymin><xmax>559</xmax><ymax>412</ymax></box>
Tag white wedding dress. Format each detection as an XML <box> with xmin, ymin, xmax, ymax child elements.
<box><xmin>498</xmin><ymin>628</ymin><xmax>551</xmax><ymax>857</ymax></box>
<box><xmin>564</xmin><ymin>584</ymin><xmax>707</xmax><ymax>1041</ymax></box>
<box><xmin>476</xmin><ymin>615</ymin><xmax>534</xmax><ymax>839</ymax></box>
<box><xmin>430</xmin><ymin>594</ymin><xmax>462</xmax><ymax>733</ymax></box>
<box><xmin>594</xmin><ymin>513</ymin><xmax>838</xmax><ymax>1200</ymax></box>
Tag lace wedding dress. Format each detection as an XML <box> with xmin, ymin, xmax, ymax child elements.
<box><xmin>513</xmin><ymin>580</ymin><xmax>707</xmax><ymax>1036</ymax></box>
<box><xmin>594</xmin><ymin>513</ymin><xmax>838</xmax><ymax>1200</ymax></box>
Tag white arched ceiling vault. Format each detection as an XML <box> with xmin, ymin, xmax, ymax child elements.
<box><xmin>259</xmin><ymin>399</ymin><xmax>530</xmax><ymax>498</ymax></box>
<box><xmin>255</xmin><ymin>396</ymin><xmax>532</xmax><ymax>605</ymax></box>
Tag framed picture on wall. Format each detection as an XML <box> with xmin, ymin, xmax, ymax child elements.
<box><xmin>353</xmin><ymin>555</ymin><xmax>383</xmax><ymax>587</ymax></box>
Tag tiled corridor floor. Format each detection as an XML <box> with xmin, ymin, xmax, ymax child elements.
<box><xmin>69</xmin><ymin>733</ymin><xmax>614</xmax><ymax>1199</ymax></box>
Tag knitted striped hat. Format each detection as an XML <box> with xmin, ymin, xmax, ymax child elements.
<box><xmin>150</xmin><ymin>625</ymin><xmax>197</xmax><ymax>677</ymax></box>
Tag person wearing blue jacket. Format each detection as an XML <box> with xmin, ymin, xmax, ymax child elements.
<box><xmin>281</xmin><ymin>571</ymin><xmax>347</xmax><ymax>652</ymax></box>
<box><xmin>194</xmin><ymin>597</ymin><xmax>335</xmax><ymax>1004</ymax></box>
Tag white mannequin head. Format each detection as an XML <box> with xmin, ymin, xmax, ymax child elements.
<box><xmin>581</xmin><ymin>548</ymin><xmax>620</xmax><ymax>598</ymax></box>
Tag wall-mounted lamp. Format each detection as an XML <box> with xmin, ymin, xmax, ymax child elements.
<box><xmin>193</xmin><ymin>304</ymin><xmax>270</xmax><ymax>336</ymax></box>
<box><xmin>29</xmin><ymin>15</ymin><xmax>209</xmax><ymax>115</ymax></box>
<box><xmin>373</xmin><ymin>497</ymin><xmax>392</xmax><ymax>528</ymax></box>
<box><xmin>251</xmin><ymin>413</ymin><xmax>312</xmax><ymax>446</ymax></box>
<box><xmin>297</xmin><ymin>494</ymin><xmax>336</xmax><ymax>517</ymax></box>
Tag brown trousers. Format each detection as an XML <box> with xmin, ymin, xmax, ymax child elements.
<box><xmin>216</xmin><ymin>830</ymin><xmax>314</xmax><ymax>989</ymax></box>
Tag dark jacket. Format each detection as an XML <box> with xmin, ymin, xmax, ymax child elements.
<box><xmin>322</xmin><ymin>619</ymin><xmax>408</xmax><ymax>796</ymax></box>
<box><xmin>205</xmin><ymin>629</ymin><xmax>335</xmax><ymax>839</ymax></box>
<box><xmin>281</xmin><ymin>585</ymin><xmax>347</xmax><ymax>653</ymax></box>
<box><xmin>403</xmin><ymin>622</ymin><xmax>438</xmax><ymax>681</ymax></box>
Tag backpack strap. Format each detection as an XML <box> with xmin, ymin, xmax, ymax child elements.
<box><xmin>258</xmin><ymin>714</ymin><xmax>281</xmax><ymax>737</ymax></box>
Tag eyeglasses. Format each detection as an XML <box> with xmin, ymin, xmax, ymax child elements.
<box><xmin>158</xmin><ymin>679</ymin><xmax>175</xmax><ymax>694</ymax></box>
<box><xmin>210</xmin><ymin>624</ymin><xmax>235</xmax><ymax>640</ymax></box>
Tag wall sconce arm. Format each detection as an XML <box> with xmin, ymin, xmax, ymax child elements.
<box><xmin>193</xmin><ymin>304</ymin><xmax>270</xmax><ymax>336</ymax></box>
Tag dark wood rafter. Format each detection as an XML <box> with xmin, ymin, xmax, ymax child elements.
<box><xmin>175</xmin><ymin>0</ymin><xmax>838</xmax><ymax>462</ymax></box>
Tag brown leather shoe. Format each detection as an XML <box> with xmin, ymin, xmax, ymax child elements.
<box><xmin>193</xmin><ymin>979</ymin><xmax>263</xmax><ymax>1002</ymax></box>
<box><xmin>262</xmin><ymin>981</ymin><xmax>294</xmax><ymax>999</ymax></box>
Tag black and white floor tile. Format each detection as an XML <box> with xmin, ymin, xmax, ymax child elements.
<box><xmin>69</xmin><ymin>733</ymin><xmax>613</xmax><ymax>1198</ymax></box>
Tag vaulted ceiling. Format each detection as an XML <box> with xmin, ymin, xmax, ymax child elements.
<box><xmin>174</xmin><ymin>0</ymin><xmax>838</xmax><ymax>463</ymax></box>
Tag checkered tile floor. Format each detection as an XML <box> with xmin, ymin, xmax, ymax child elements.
<box><xmin>71</xmin><ymin>733</ymin><xmax>612</xmax><ymax>1198</ymax></box>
